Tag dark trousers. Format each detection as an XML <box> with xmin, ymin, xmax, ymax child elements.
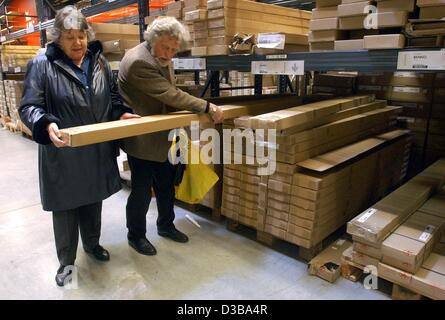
<box><xmin>52</xmin><ymin>201</ymin><xmax>102</xmax><ymax>266</ymax></box>
<box><xmin>126</xmin><ymin>155</ymin><xmax>176</xmax><ymax>239</ymax></box>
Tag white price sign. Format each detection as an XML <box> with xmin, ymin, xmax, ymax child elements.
<box><xmin>0</xmin><ymin>36</ymin><xmax>6</xmax><ymax>42</ymax></box>
<box><xmin>397</xmin><ymin>51</ymin><xmax>445</xmax><ymax>70</ymax></box>
<box><xmin>173</xmin><ymin>58</ymin><xmax>206</xmax><ymax>70</ymax></box>
<box><xmin>26</xmin><ymin>23</ymin><xmax>35</xmax><ymax>33</ymax></box>
<box><xmin>251</xmin><ymin>60</ymin><xmax>304</xmax><ymax>75</ymax></box>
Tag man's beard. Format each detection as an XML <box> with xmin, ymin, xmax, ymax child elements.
<box><xmin>151</xmin><ymin>47</ymin><xmax>170</xmax><ymax>67</ymax></box>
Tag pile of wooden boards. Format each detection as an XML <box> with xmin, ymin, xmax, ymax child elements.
<box><xmin>184</xmin><ymin>0</ymin><xmax>310</xmax><ymax>56</ymax></box>
<box><xmin>345</xmin><ymin>158</ymin><xmax>445</xmax><ymax>299</ymax></box>
<box><xmin>221</xmin><ymin>95</ymin><xmax>411</xmax><ymax>249</ymax></box>
<box><xmin>0</xmin><ymin>45</ymin><xmax>40</xmax><ymax>73</ymax></box>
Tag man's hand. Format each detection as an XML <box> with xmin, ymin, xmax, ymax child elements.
<box><xmin>47</xmin><ymin>122</ymin><xmax>67</xmax><ymax>148</ymax></box>
<box><xmin>208</xmin><ymin>103</ymin><xmax>224</xmax><ymax>124</ymax></box>
<box><xmin>120</xmin><ymin>112</ymin><xmax>141</xmax><ymax>120</ymax></box>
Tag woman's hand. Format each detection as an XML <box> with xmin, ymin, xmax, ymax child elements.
<box><xmin>47</xmin><ymin>123</ymin><xmax>67</xmax><ymax>148</ymax></box>
<box><xmin>120</xmin><ymin>112</ymin><xmax>141</xmax><ymax>120</ymax></box>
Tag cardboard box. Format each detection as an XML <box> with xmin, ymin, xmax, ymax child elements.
<box><xmin>338</xmin><ymin>15</ymin><xmax>366</xmax><ymax>30</ymax></box>
<box><xmin>417</xmin><ymin>0</ymin><xmax>445</xmax><ymax>6</ymax></box>
<box><xmin>316</xmin><ymin>0</ymin><xmax>341</xmax><ymax>7</ymax></box>
<box><xmin>312</xmin><ymin>6</ymin><xmax>338</xmax><ymax>19</ymax></box>
<box><xmin>191</xmin><ymin>46</ymin><xmax>207</xmax><ymax>56</ymax></box>
<box><xmin>351</xmin><ymin>250</ymin><xmax>380</xmax><ymax>267</ymax></box>
<box><xmin>390</xmin><ymin>86</ymin><xmax>433</xmax><ymax>104</ymax></box>
<box><xmin>373</xmin><ymin>11</ymin><xmax>409</xmax><ymax>28</ymax></box>
<box><xmin>334</xmin><ymin>39</ymin><xmax>364</xmax><ymax>50</ymax></box>
<box><xmin>310</xmin><ymin>18</ymin><xmax>339</xmax><ymax>31</ymax></box>
<box><xmin>353</xmin><ymin>241</ymin><xmax>382</xmax><ymax>259</ymax></box>
<box><xmin>381</xmin><ymin>211</ymin><xmax>444</xmax><ymax>273</ymax></box>
<box><xmin>434</xmin><ymin>88</ymin><xmax>445</xmax><ymax>103</ymax></box>
<box><xmin>357</xmin><ymin>72</ymin><xmax>394</xmax><ymax>86</ymax></box>
<box><xmin>338</xmin><ymin>1</ymin><xmax>372</xmax><ymax>17</ymax></box>
<box><xmin>391</xmin><ymin>72</ymin><xmax>435</xmax><ymax>87</ymax></box>
<box><xmin>347</xmin><ymin>175</ymin><xmax>435</xmax><ymax>243</ymax></box>
<box><xmin>411</xmin><ymin>253</ymin><xmax>445</xmax><ymax>300</ymax></box>
<box><xmin>310</xmin><ymin>41</ymin><xmax>335</xmax><ymax>51</ymax></box>
<box><xmin>364</xmin><ymin>34</ymin><xmax>405</xmax><ymax>49</ymax></box>
<box><xmin>102</xmin><ymin>40</ymin><xmax>139</xmax><ymax>53</ymax></box>
<box><xmin>377</xmin><ymin>0</ymin><xmax>415</xmax><ymax>13</ymax></box>
<box><xmin>420</xmin><ymin>6</ymin><xmax>445</xmax><ymax>19</ymax></box>
<box><xmin>308</xmin><ymin>239</ymin><xmax>352</xmax><ymax>283</ymax></box>
<box><xmin>357</xmin><ymin>85</ymin><xmax>391</xmax><ymax>100</ymax></box>
<box><xmin>309</xmin><ymin>30</ymin><xmax>347</xmax><ymax>42</ymax></box>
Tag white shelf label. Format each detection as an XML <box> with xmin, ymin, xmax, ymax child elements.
<box><xmin>173</xmin><ymin>58</ymin><xmax>206</xmax><ymax>70</ymax></box>
<box><xmin>0</xmin><ymin>36</ymin><xmax>6</xmax><ymax>42</ymax></box>
<box><xmin>14</xmin><ymin>67</ymin><xmax>21</xmax><ymax>73</ymax></box>
<box><xmin>251</xmin><ymin>60</ymin><xmax>304</xmax><ymax>75</ymax></box>
<box><xmin>26</xmin><ymin>23</ymin><xmax>35</xmax><ymax>33</ymax></box>
<box><xmin>397</xmin><ymin>51</ymin><xmax>445</xmax><ymax>70</ymax></box>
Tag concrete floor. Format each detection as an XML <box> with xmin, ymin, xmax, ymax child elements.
<box><xmin>0</xmin><ymin>129</ymin><xmax>390</xmax><ymax>300</ymax></box>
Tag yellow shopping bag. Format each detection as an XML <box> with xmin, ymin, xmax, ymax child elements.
<box><xmin>171</xmin><ymin>133</ymin><xmax>219</xmax><ymax>204</ymax></box>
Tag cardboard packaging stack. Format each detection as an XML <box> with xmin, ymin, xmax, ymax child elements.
<box><xmin>312</xmin><ymin>72</ymin><xmax>356</xmax><ymax>96</ymax></box>
<box><xmin>188</xmin><ymin>0</ymin><xmax>310</xmax><ymax>56</ymax></box>
<box><xmin>0</xmin><ymin>45</ymin><xmax>40</xmax><ymax>73</ymax></box>
<box><xmin>0</xmin><ymin>81</ymin><xmax>7</xmax><ymax>126</ymax></box>
<box><xmin>309</xmin><ymin>0</ymin><xmax>419</xmax><ymax>51</ymax></box>
<box><xmin>346</xmin><ymin>158</ymin><xmax>445</xmax><ymax>299</ymax></box>
<box><xmin>2</xmin><ymin>80</ymin><xmax>23</xmax><ymax>131</ymax></box>
<box><xmin>221</xmin><ymin>95</ymin><xmax>411</xmax><ymax>249</ymax></box>
<box><xmin>417</xmin><ymin>0</ymin><xmax>445</xmax><ymax>19</ymax></box>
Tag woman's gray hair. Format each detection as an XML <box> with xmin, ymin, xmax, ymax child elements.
<box><xmin>144</xmin><ymin>16</ymin><xmax>190</xmax><ymax>51</ymax></box>
<box><xmin>47</xmin><ymin>5</ymin><xmax>95</xmax><ymax>43</ymax></box>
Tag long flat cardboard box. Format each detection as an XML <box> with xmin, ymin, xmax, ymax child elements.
<box><xmin>381</xmin><ymin>210</ymin><xmax>445</xmax><ymax>274</ymax></box>
<box><xmin>61</xmin><ymin>96</ymin><xmax>302</xmax><ymax>147</ymax></box>
<box><xmin>347</xmin><ymin>160</ymin><xmax>445</xmax><ymax>244</ymax></box>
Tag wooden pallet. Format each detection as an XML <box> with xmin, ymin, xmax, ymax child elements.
<box><xmin>340</xmin><ymin>260</ymin><xmax>428</xmax><ymax>300</ymax></box>
<box><xmin>225</xmin><ymin>217</ymin><xmax>347</xmax><ymax>261</ymax></box>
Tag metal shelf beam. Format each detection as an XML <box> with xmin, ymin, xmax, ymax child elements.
<box><xmin>1</xmin><ymin>0</ymin><xmax>138</xmax><ymax>43</ymax></box>
<box><xmin>188</xmin><ymin>48</ymin><xmax>444</xmax><ymax>73</ymax></box>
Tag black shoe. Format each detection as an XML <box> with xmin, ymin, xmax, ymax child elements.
<box><xmin>128</xmin><ymin>237</ymin><xmax>157</xmax><ymax>256</ymax></box>
<box><xmin>85</xmin><ymin>245</ymin><xmax>110</xmax><ymax>262</ymax></box>
<box><xmin>158</xmin><ymin>227</ymin><xmax>189</xmax><ymax>243</ymax></box>
<box><xmin>55</xmin><ymin>265</ymin><xmax>74</xmax><ymax>287</ymax></box>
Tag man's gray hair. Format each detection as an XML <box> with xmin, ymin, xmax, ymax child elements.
<box><xmin>144</xmin><ymin>16</ymin><xmax>191</xmax><ymax>51</ymax></box>
<box><xmin>47</xmin><ymin>5</ymin><xmax>95</xmax><ymax>43</ymax></box>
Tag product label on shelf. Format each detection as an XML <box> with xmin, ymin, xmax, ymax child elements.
<box><xmin>0</xmin><ymin>36</ymin><xmax>6</xmax><ymax>42</ymax></box>
<box><xmin>251</xmin><ymin>60</ymin><xmax>304</xmax><ymax>75</ymax></box>
<box><xmin>397</xmin><ymin>51</ymin><xmax>445</xmax><ymax>70</ymax></box>
<box><xmin>172</xmin><ymin>58</ymin><xmax>206</xmax><ymax>70</ymax></box>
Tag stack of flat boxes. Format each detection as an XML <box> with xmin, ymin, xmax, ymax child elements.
<box><xmin>183</xmin><ymin>0</ymin><xmax>208</xmax><ymax>56</ymax></box>
<box><xmin>312</xmin><ymin>73</ymin><xmax>356</xmax><ymax>97</ymax></box>
<box><xmin>347</xmin><ymin>159</ymin><xmax>445</xmax><ymax>299</ymax></box>
<box><xmin>337</xmin><ymin>0</ymin><xmax>413</xmax><ymax>50</ymax></box>
<box><xmin>190</xmin><ymin>0</ymin><xmax>310</xmax><ymax>56</ymax></box>
<box><xmin>417</xmin><ymin>0</ymin><xmax>445</xmax><ymax>19</ymax></box>
<box><xmin>223</xmin><ymin>96</ymin><xmax>410</xmax><ymax>248</ymax></box>
<box><xmin>3</xmin><ymin>80</ymin><xmax>23</xmax><ymax>130</ymax></box>
<box><xmin>309</xmin><ymin>0</ymin><xmax>342</xmax><ymax>51</ymax></box>
<box><xmin>0</xmin><ymin>81</ymin><xmax>7</xmax><ymax>126</ymax></box>
<box><xmin>0</xmin><ymin>45</ymin><xmax>40</xmax><ymax>72</ymax></box>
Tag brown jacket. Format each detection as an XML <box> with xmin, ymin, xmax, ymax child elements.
<box><xmin>118</xmin><ymin>42</ymin><xmax>207</xmax><ymax>162</ymax></box>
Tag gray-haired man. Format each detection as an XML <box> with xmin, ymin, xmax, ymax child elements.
<box><xmin>118</xmin><ymin>16</ymin><xmax>223</xmax><ymax>255</ymax></box>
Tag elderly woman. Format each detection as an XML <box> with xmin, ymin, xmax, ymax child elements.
<box><xmin>118</xmin><ymin>16</ymin><xmax>223</xmax><ymax>256</ymax></box>
<box><xmin>19</xmin><ymin>6</ymin><xmax>139</xmax><ymax>287</ymax></box>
